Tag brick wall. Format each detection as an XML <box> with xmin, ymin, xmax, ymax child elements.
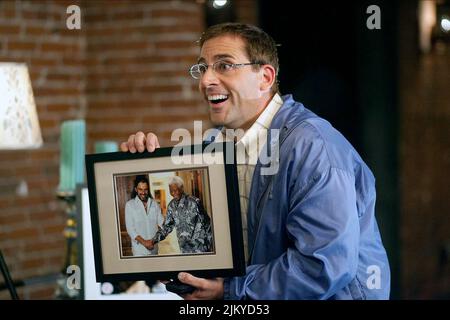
<box><xmin>0</xmin><ymin>0</ymin><xmax>208</xmax><ymax>299</ymax></box>
<box><xmin>0</xmin><ymin>0</ymin><xmax>84</xmax><ymax>299</ymax></box>
<box><xmin>84</xmin><ymin>0</ymin><xmax>208</xmax><ymax>148</ymax></box>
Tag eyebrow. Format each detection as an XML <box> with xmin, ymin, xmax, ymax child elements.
<box><xmin>197</xmin><ymin>54</ymin><xmax>235</xmax><ymax>64</ymax></box>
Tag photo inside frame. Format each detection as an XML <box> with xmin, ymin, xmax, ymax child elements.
<box><xmin>113</xmin><ymin>167</ymin><xmax>215</xmax><ymax>258</ymax></box>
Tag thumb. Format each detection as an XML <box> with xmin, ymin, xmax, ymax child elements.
<box><xmin>178</xmin><ymin>272</ymin><xmax>204</xmax><ymax>288</ymax></box>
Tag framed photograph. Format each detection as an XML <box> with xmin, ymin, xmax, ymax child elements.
<box><xmin>76</xmin><ymin>184</ymin><xmax>182</xmax><ymax>299</ymax></box>
<box><xmin>85</xmin><ymin>142</ymin><xmax>245</xmax><ymax>283</ymax></box>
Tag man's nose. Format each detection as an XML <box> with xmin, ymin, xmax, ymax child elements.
<box><xmin>200</xmin><ymin>66</ymin><xmax>219</xmax><ymax>88</ymax></box>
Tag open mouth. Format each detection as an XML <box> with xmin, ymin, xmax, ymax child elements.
<box><xmin>208</xmin><ymin>94</ymin><xmax>229</xmax><ymax>105</ymax></box>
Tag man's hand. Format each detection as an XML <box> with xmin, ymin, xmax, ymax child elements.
<box><xmin>144</xmin><ymin>239</ymin><xmax>154</xmax><ymax>250</ymax></box>
<box><xmin>177</xmin><ymin>272</ymin><xmax>224</xmax><ymax>300</ymax></box>
<box><xmin>120</xmin><ymin>131</ymin><xmax>160</xmax><ymax>153</ymax></box>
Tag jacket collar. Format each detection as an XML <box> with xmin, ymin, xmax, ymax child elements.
<box><xmin>269</xmin><ymin>94</ymin><xmax>305</xmax><ymax>141</ymax></box>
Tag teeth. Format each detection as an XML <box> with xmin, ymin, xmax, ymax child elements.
<box><xmin>208</xmin><ymin>94</ymin><xmax>228</xmax><ymax>101</ymax></box>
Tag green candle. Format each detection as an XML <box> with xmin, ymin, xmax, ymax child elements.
<box><xmin>58</xmin><ymin>120</ymin><xmax>86</xmax><ymax>193</ymax></box>
<box><xmin>95</xmin><ymin>140</ymin><xmax>118</xmax><ymax>153</ymax></box>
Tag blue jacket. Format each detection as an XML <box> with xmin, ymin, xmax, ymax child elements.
<box><xmin>223</xmin><ymin>95</ymin><xmax>391</xmax><ymax>299</ymax></box>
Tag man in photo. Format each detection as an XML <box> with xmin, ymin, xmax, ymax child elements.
<box><xmin>149</xmin><ymin>176</ymin><xmax>212</xmax><ymax>254</ymax></box>
<box><xmin>125</xmin><ymin>175</ymin><xmax>164</xmax><ymax>256</ymax></box>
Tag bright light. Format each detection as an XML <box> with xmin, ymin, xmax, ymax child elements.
<box><xmin>213</xmin><ymin>0</ymin><xmax>227</xmax><ymax>9</ymax></box>
<box><xmin>441</xmin><ymin>17</ymin><xmax>450</xmax><ymax>32</ymax></box>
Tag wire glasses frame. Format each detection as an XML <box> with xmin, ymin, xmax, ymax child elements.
<box><xmin>189</xmin><ymin>60</ymin><xmax>261</xmax><ymax>79</ymax></box>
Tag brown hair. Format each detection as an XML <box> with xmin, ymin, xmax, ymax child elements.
<box><xmin>199</xmin><ymin>22</ymin><xmax>279</xmax><ymax>94</ymax></box>
<box><xmin>131</xmin><ymin>175</ymin><xmax>152</xmax><ymax>199</ymax></box>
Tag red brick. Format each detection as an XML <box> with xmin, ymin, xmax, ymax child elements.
<box><xmin>0</xmin><ymin>213</ymin><xmax>27</xmax><ymax>225</ymax></box>
<box><xmin>89</xmin><ymin>41</ymin><xmax>149</xmax><ymax>51</ymax></box>
<box><xmin>0</xmin><ymin>151</ymin><xmax>30</xmax><ymax>162</ymax></box>
<box><xmin>62</xmin><ymin>57</ymin><xmax>85</xmax><ymax>67</ymax></box>
<box><xmin>152</xmin><ymin>9</ymin><xmax>199</xmax><ymax>19</ymax></box>
<box><xmin>155</xmin><ymin>40</ymin><xmax>196</xmax><ymax>49</ymax></box>
<box><xmin>45</xmin><ymin>103</ymin><xmax>73</xmax><ymax>112</ymax></box>
<box><xmin>0</xmin><ymin>197</ymin><xmax>13</xmax><ymax>209</ymax></box>
<box><xmin>14</xmin><ymin>165</ymin><xmax>42</xmax><ymax>176</ymax></box>
<box><xmin>111</xmin><ymin>11</ymin><xmax>144</xmax><ymax>20</ymax></box>
<box><xmin>27</xmin><ymin>178</ymin><xmax>59</xmax><ymax>190</ymax></box>
<box><xmin>34</xmin><ymin>87</ymin><xmax>81</xmax><ymax>96</ymax></box>
<box><xmin>29</xmin><ymin>57</ymin><xmax>59</xmax><ymax>67</ymax></box>
<box><xmin>0</xmin><ymin>25</ymin><xmax>21</xmax><ymax>35</ymax></box>
<box><xmin>28</xmin><ymin>284</ymin><xmax>58</xmax><ymax>300</ymax></box>
<box><xmin>25</xmin><ymin>241</ymin><xmax>64</xmax><ymax>252</ymax></box>
<box><xmin>40</xmin><ymin>42</ymin><xmax>80</xmax><ymax>53</ymax></box>
<box><xmin>147</xmin><ymin>24</ymin><xmax>202</xmax><ymax>34</ymax></box>
<box><xmin>8</xmin><ymin>41</ymin><xmax>36</xmax><ymax>51</ymax></box>
<box><xmin>37</xmin><ymin>119</ymin><xmax>58</xmax><ymax>130</ymax></box>
<box><xmin>42</xmin><ymin>225</ymin><xmax>65</xmax><ymax>235</ymax></box>
<box><xmin>140</xmin><ymin>84</ymin><xmax>182</xmax><ymax>93</ymax></box>
<box><xmin>14</xmin><ymin>195</ymin><xmax>55</xmax><ymax>208</ymax></box>
<box><xmin>0</xmin><ymin>8</ymin><xmax>16</xmax><ymax>19</ymax></box>
<box><xmin>24</xmin><ymin>25</ymin><xmax>48</xmax><ymax>36</ymax></box>
<box><xmin>3</xmin><ymin>227</ymin><xmax>39</xmax><ymax>240</ymax></box>
<box><xmin>21</xmin><ymin>258</ymin><xmax>51</xmax><ymax>272</ymax></box>
<box><xmin>21</xmin><ymin>10</ymin><xmax>60</xmax><ymax>21</ymax></box>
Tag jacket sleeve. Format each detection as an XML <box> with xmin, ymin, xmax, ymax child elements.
<box><xmin>152</xmin><ymin>204</ymin><xmax>175</xmax><ymax>244</ymax></box>
<box><xmin>224</xmin><ymin>166</ymin><xmax>360</xmax><ymax>300</ymax></box>
<box><xmin>191</xmin><ymin>200</ymin><xmax>212</xmax><ymax>252</ymax></box>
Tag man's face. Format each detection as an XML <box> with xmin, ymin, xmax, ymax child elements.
<box><xmin>135</xmin><ymin>182</ymin><xmax>149</xmax><ymax>203</ymax></box>
<box><xmin>198</xmin><ymin>35</ymin><xmax>267</xmax><ymax>130</ymax></box>
<box><xmin>169</xmin><ymin>184</ymin><xmax>183</xmax><ymax>200</ymax></box>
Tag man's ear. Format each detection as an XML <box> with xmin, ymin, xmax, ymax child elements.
<box><xmin>260</xmin><ymin>64</ymin><xmax>276</xmax><ymax>93</ymax></box>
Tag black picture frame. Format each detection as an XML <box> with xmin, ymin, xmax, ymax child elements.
<box><xmin>85</xmin><ymin>142</ymin><xmax>245</xmax><ymax>283</ymax></box>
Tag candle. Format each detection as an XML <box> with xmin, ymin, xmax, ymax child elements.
<box><xmin>58</xmin><ymin>120</ymin><xmax>86</xmax><ymax>193</ymax></box>
<box><xmin>94</xmin><ymin>140</ymin><xmax>118</xmax><ymax>153</ymax></box>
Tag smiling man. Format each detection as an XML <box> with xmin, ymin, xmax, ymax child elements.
<box><xmin>149</xmin><ymin>176</ymin><xmax>212</xmax><ymax>254</ymax></box>
<box><xmin>125</xmin><ymin>175</ymin><xmax>164</xmax><ymax>256</ymax></box>
<box><xmin>121</xmin><ymin>23</ymin><xmax>390</xmax><ymax>300</ymax></box>
<box><xmin>194</xmin><ymin>33</ymin><xmax>277</xmax><ymax>131</ymax></box>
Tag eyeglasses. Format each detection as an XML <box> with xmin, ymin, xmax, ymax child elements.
<box><xmin>189</xmin><ymin>60</ymin><xmax>261</xmax><ymax>79</ymax></box>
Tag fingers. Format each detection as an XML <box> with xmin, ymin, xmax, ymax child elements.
<box><xmin>178</xmin><ymin>272</ymin><xmax>205</xmax><ymax>289</ymax></box>
<box><xmin>120</xmin><ymin>132</ymin><xmax>160</xmax><ymax>153</ymax></box>
<box><xmin>119</xmin><ymin>141</ymin><xmax>129</xmax><ymax>152</ymax></box>
<box><xmin>182</xmin><ymin>293</ymin><xmax>197</xmax><ymax>300</ymax></box>
<box><xmin>146</xmin><ymin>132</ymin><xmax>160</xmax><ymax>152</ymax></box>
<box><xmin>135</xmin><ymin>131</ymin><xmax>146</xmax><ymax>153</ymax></box>
<box><xmin>177</xmin><ymin>275</ymin><xmax>224</xmax><ymax>300</ymax></box>
<box><xmin>126</xmin><ymin>134</ymin><xmax>137</xmax><ymax>153</ymax></box>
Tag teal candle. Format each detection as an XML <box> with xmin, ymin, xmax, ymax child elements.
<box><xmin>95</xmin><ymin>140</ymin><xmax>118</xmax><ymax>153</ymax></box>
<box><xmin>58</xmin><ymin>120</ymin><xmax>86</xmax><ymax>193</ymax></box>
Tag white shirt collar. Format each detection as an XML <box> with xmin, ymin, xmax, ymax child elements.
<box><xmin>235</xmin><ymin>93</ymin><xmax>283</xmax><ymax>164</ymax></box>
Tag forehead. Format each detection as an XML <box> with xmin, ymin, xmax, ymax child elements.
<box><xmin>199</xmin><ymin>35</ymin><xmax>248</xmax><ymax>62</ymax></box>
<box><xmin>136</xmin><ymin>182</ymin><xmax>148</xmax><ymax>189</ymax></box>
<box><xmin>169</xmin><ymin>184</ymin><xmax>181</xmax><ymax>189</ymax></box>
